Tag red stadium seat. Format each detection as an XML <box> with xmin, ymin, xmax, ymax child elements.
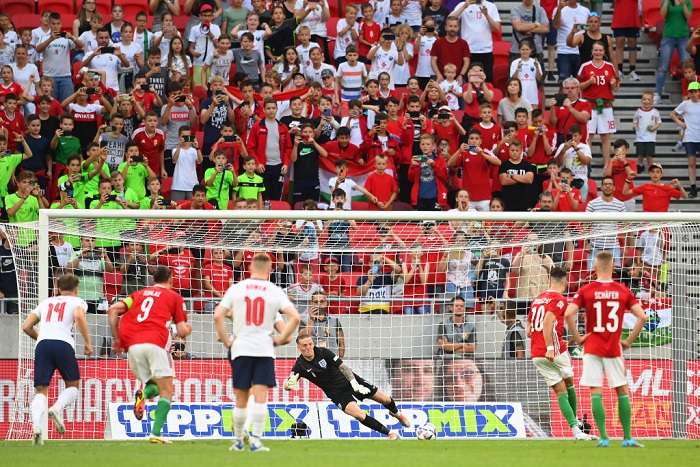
<box><xmin>121</xmin><ymin>0</ymin><xmax>150</xmax><ymax>20</ymax></box>
<box><xmin>12</xmin><ymin>14</ymin><xmax>41</xmax><ymax>31</ymax></box>
<box><xmin>193</xmin><ymin>85</ymin><xmax>208</xmax><ymax>101</ymax></box>
<box><xmin>269</xmin><ymin>200</ymin><xmax>292</xmax><ymax>210</ymax></box>
<box><xmin>587</xmin><ymin>178</ymin><xmax>598</xmax><ymax>202</ymax></box>
<box><xmin>1</xmin><ymin>0</ymin><xmax>36</xmax><ymax>15</ymax></box>
<box><xmin>326</xmin><ymin>17</ymin><xmax>339</xmax><ymax>39</ymax></box>
<box><xmin>641</xmin><ymin>0</ymin><xmax>663</xmax><ymax>35</ymax></box>
<box><xmin>60</xmin><ymin>15</ymin><xmax>77</xmax><ymax>34</ymax></box>
<box><xmin>174</xmin><ymin>15</ymin><xmax>190</xmax><ymax>35</ymax></box>
<box><xmin>95</xmin><ymin>0</ymin><xmax>112</xmax><ymax>17</ymax></box>
<box><xmin>493</xmin><ymin>64</ymin><xmax>509</xmax><ymax>94</ymax></box>
<box><xmin>103</xmin><ymin>272</ymin><xmax>123</xmax><ymax>301</ymax></box>
<box><xmin>161</xmin><ymin>176</ymin><xmax>173</xmax><ymax>198</ymax></box>
<box><xmin>491</xmin><ymin>25</ymin><xmax>502</xmax><ymax>43</ymax></box>
<box><xmin>38</xmin><ymin>0</ymin><xmax>73</xmax><ymax>16</ymax></box>
<box><xmin>492</xmin><ymin>41</ymin><xmax>511</xmax><ymax>72</ymax></box>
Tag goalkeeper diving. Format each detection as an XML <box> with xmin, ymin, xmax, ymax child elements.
<box><xmin>285</xmin><ymin>333</ymin><xmax>411</xmax><ymax>439</ymax></box>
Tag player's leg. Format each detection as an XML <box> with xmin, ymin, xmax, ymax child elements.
<box><xmin>246</xmin><ymin>357</ymin><xmax>277</xmax><ymax>452</ymax></box>
<box><xmin>342</xmin><ymin>400</ymin><xmax>396</xmax><ymax>438</ymax></box>
<box><xmin>150</xmin><ymin>376</ymin><xmax>174</xmax><ymax>441</ymax></box>
<box><xmin>47</xmin><ymin>380</ymin><xmax>79</xmax><ymax>436</ymax></box>
<box><xmin>562</xmin><ymin>376</ymin><xmax>577</xmax><ymax>417</ymax></box>
<box><xmin>31</xmin><ymin>340</ymin><xmax>60</xmax><ymax>444</ymax></box>
<box><xmin>31</xmin><ymin>385</ymin><xmax>48</xmax><ymax>446</ymax></box>
<box><xmin>605</xmin><ymin>358</ymin><xmax>644</xmax><ymax>447</ymax></box>
<box><xmin>230</xmin><ymin>356</ymin><xmax>255</xmax><ymax>450</ymax></box>
<box><xmin>369</xmin><ymin>388</ymin><xmax>411</xmax><ymax>428</ymax></box>
<box><xmin>578</xmin><ymin>354</ymin><xmax>609</xmax><ymax>446</ymax></box>
<box><xmin>49</xmin><ymin>341</ymin><xmax>82</xmax><ymax>436</ymax></box>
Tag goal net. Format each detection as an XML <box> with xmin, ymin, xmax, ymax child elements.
<box><xmin>2</xmin><ymin>210</ymin><xmax>699</xmax><ymax>440</ymax></box>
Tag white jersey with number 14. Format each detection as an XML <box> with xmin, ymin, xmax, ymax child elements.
<box><xmin>32</xmin><ymin>296</ymin><xmax>88</xmax><ymax>349</ymax></box>
<box><xmin>219</xmin><ymin>278</ymin><xmax>294</xmax><ymax>359</ymax></box>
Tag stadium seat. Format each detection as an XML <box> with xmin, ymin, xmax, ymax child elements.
<box><xmin>121</xmin><ymin>0</ymin><xmax>150</xmax><ymax>20</ymax></box>
<box><xmin>493</xmin><ymin>64</ymin><xmax>510</xmax><ymax>94</ymax></box>
<box><xmin>195</xmin><ymin>131</ymin><xmax>204</xmax><ymax>150</ymax></box>
<box><xmin>492</xmin><ymin>41</ymin><xmax>511</xmax><ymax>72</ymax></box>
<box><xmin>103</xmin><ymin>272</ymin><xmax>123</xmax><ymax>301</ymax></box>
<box><xmin>161</xmin><ymin>176</ymin><xmax>173</xmax><ymax>198</ymax></box>
<box><xmin>326</xmin><ymin>17</ymin><xmax>339</xmax><ymax>40</ymax></box>
<box><xmin>641</xmin><ymin>0</ymin><xmax>663</xmax><ymax>36</ymax></box>
<box><xmin>587</xmin><ymin>178</ymin><xmax>598</xmax><ymax>202</ymax></box>
<box><xmin>174</xmin><ymin>15</ymin><xmax>190</xmax><ymax>35</ymax></box>
<box><xmin>60</xmin><ymin>15</ymin><xmax>77</xmax><ymax>34</ymax></box>
<box><xmin>95</xmin><ymin>0</ymin><xmax>112</xmax><ymax>17</ymax></box>
<box><xmin>1</xmin><ymin>0</ymin><xmax>36</xmax><ymax>15</ymax></box>
<box><xmin>193</xmin><ymin>86</ymin><xmax>208</xmax><ymax>102</ymax></box>
<box><xmin>270</xmin><ymin>200</ymin><xmax>291</xmax><ymax>210</ymax></box>
<box><xmin>491</xmin><ymin>25</ymin><xmax>502</xmax><ymax>43</ymax></box>
<box><xmin>12</xmin><ymin>14</ymin><xmax>41</xmax><ymax>31</ymax></box>
<box><xmin>39</xmin><ymin>0</ymin><xmax>73</xmax><ymax>16</ymax></box>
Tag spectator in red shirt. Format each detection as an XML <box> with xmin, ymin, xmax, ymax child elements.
<box><xmin>323</xmin><ymin>127</ymin><xmax>363</xmax><ymax>164</ymax></box>
<box><xmin>551</xmin><ymin>167</ymin><xmax>582</xmax><ymax>212</ymax></box>
<box><xmin>0</xmin><ymin>93</ymin><xmax>27</xmax><ymax>153</ymax></box>
<box><xmin>150</xmin><ymin>244</ymin><xmax>196</xmax><ymax>297</ymax></box>
<box><xmin>447</xmin><ymin>128</ymin><xmax>501</xmax><ymax>211</ymax></box>
<box><xmin>132</xmin><ymin>111</ymin><xmax>166</xmax><ymax>178</ymax></box>
<box><xmin>430</xmin><ymin>16</ymin><xmax>471</xmax><ymax>84</ymax></box>
<box><xmin>201</xmin><ymin>247</ymin><xmax>234</xmax><ymax>311</ymax></box>
<box><xmin>603</xmin><ymin>139</ymin><xmax>638</xmax><ymax>212</ymax></box>
<box><xmin>364</xmin><ymin>154</ymin><xmax>398</xmax><ymax>211</ymax></box>
<box><xmin>547</xmin><ymin>77</ymin><xmax>592</xmax><ymax>142</ymax></box>
<box><xmin>318</xmin><ymin>257</ymin><xmax>350</xmax><ymax>314</ymax></box>
<box><xmin>622</xmin><ymin>163</ymin><xmax>688</xmax><ymax>212</ymax></box>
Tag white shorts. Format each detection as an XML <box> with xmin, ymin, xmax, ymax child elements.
<box><xmin>623</xmin><ymin>198</ymin><xmax>636</xmax><ymax>212</ymax></box>
<box><xmin>471</xmin><ymin>200</ymin><xmax>491</xmax><ymax>212</ymax></box>
<box><xmin>532</xmin><ymin>353</ymin><xmax>574</xmax><ymax>387</ymax></box>
<box><xmin>128</xmin><ymin>343</ymin><xmax>174</xmax><ymax>383</ymax></box>
<box><xmin>587</xmin><ymin>107</ymin><xmax>617</xmax><ymax>135</ymax></box>
<box><xmin>580</xmin><ymin>353</ymin><xmax>627</xmax><ymax>388</ymax></box>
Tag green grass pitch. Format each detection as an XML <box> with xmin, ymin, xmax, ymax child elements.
<box><xmin>1</xmin><ymin>440</ymin><xmax>699</xmax><ymax>467</ymax></box>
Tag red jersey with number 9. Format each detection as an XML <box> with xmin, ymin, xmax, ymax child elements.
<box><xmin>118</xmin><ymin>284</ymin><xmax>188</xmax><ymax>350</ymax></box>
<box><xmin>528</xmin><ymin>290</ymin><xmax>568</xmax><ymax>358</ymax></box>
<box><xmin>571</xmin><ymin>280</ymin><xmax>638</xmax><ymax>358</ymax></box>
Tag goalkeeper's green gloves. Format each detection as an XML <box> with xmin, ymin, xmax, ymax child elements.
<box><xmin>284</xmin><ymin>373</ymin><xmax>300</xmax><ymax>391</ymax></box>
<box><xmin>351</xmin><ymin>379</ymin><xmax>370</xmax><ymax>395</ymax></box>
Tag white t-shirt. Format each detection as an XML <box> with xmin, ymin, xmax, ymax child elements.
<box><xmin>304</xmin><ymin>63</ymin><xmax>336</xmax><ymax>84</ymax></box>
<box><xmin>674</xmin><ymin>99</ymin><xmax>700</xmax><ymax>143</ymax></box>
<box><xmin>219</xmin><ymin>278</ymin><xmax>294</xmax><ymax>359</ymax></box>
<box><xmin>172</xmin><ymin>146</ymin><xmax>201</xmax><ymax>191</ymax></box>
<box><xmin>555</xmin><ymin>142</ymin><xmax>591</xmax><ymax>182</ymax></box>
<box><xmin>452</xmin><ymin>2</ymin><xmax>500</xmax><ymax>53</ymax></box>
<box><xmin>393</xmin><ymin>42</ymin><xmax>414</xmax><ymax>86</ymax></box>
<box><xmin>89</xmin><ymin>52</ymin><xmax>121</xmax><ymax>91</ymax></box>
<box><xmin>296</xmin><ymin>42</ymin><xmax>318</xmax><ymax>69</ymax></box>
<box><xmin>439</xmin><ymin>79</ymin><xmax>463</xmax><ymax>110</ymax></box>
<box><xmin>554</xmin><ymin>4</ymin><xmax>590</xmax><ymax>55</ymax></box>
<box><xmin>509</xmin><ymin>58</ymin><xmax>541</xmax><ymax>106</ymax></box>
<box><xmin>11</xmin><ymin>63</ymin><xmax>40</xmax><ymax>96</ymax></box>
<box><xmin>369</xmin><ymin>44</ymin><xmax>399</xmax><ymax>86</ymax></box>
<box><xmin>41</xmin><ymin>38</ymin><xmax>75</xmax><ymax>77</ymax></box>
<box><xmin>416</xmin><ymin>35</ymin><xmax>437</xmax><ymax>78</ymax></box>
<box><xmin>373</xmin><ymin>0</ymin><xmax>391</xmax><ymax>28</ymax></box>
<box><xmin>210</xmin><ymin>50</ymin><xmax>234</xmax><ymax>84</ymax></box>
<box><xmin>402</xmin><ymin>0</ymin><xmax>423</xmax><ymax>26</ymax></box>
<box><xmin>633</xmin><ymin>107</ymin><xmax>662</xmax><ymax>143</ymax></box>
<box><xmin>116</xmin><ymin>41</ymin><xmax>143</xmax><ymax>71</ymax></box>
<box><xmin>154</xmin><ymin>31</ymin><xmax>173</xmax><ymax>63</ymax></box>
<box><xmin>52</xmin><ymin>241</ymin><xmax>75</xmax><ymax>268</ymax></box>
<box><xmin>335</xmin><ymin>19</ymin><xmax>360</xmax><ymax>59</ymax></box>
<box><xmin>79</xmin><ymin>30</ymin><xmax>99</xmax><ymax>56</ymax></box>
<box><xmin>134</xmin><ymin>29</ymin><xmax>154</xmax><ymax>52</ymax></box>
<box><xmin>188</xmin><ymin>23</ymin><xmax>222</xmax><ymax>66</ymax></box>
<box><xmin>340</xmin><ymin>116</ymin><xmax>364</xmax><ymax>147</ymax></box>
<box><xmin>295</xmin><ymin>0</ymin><xmax>329</xmax><ymax>37</ymax></box>
<box><xmin>31</xmin><ymin>26</ymin><xmax>52</xmax><ymax>53</ymax></box>
<box><xmin>33</xmin><ymin>295</ymin><xmax>88</xmax><ymax>349</ymax></box>
<box><xmin>328</xmin><ymin>176</ymin><xmax>360</xmax><ymax>210</ymax></box>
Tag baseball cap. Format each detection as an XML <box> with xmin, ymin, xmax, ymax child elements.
<box><xmin>324</xmin><ymin>256</ymin><xmax>340</xmax><ymax>264</ymax></box>
<box><xmin>689</xmin><ymin>82</ymin><xmax>700</xmax><ymax>91</ymax></box>
<box><xmin>438</xmin><ymin>105</ymin><xmax>451</xmax><ymax>112</ymax></box>
<box><xmin>200</xmin><ymin>4</ymin><xmax>214</xmax><ymax>12</ymax></box>
<box><xmin>321</xmin><ymin>69</ymin><xmax>334</xmax><ymax>78</ymax></box>
<box><xmin>649</xmin><ymin>162</ymin><xmax>663</xmax><ymax>172</ymax></box>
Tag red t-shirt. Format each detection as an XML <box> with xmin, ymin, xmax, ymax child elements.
<box><xmin>157</xmin><ymin>249</ymin><xmax>195</xmax><ymax>290</ymax></box>
<box><xmin>0</xmin><ymin>110</ymin><xmax>27</xmax><ymax>152</ymax></box>
<box><xmin>33</xmin><ymin>94</ymin><xmax>64</xmax><ymax>117</ymax></box>
<box><xmin>631</xmin><ymin>183</ymin><xmax>681</xmax><ymax>212</ymax></box>
<box><xmin>0</xmin><ymin>82</ymin><xmax>23</xmax><ymax>101</ymax></box>
<box><xmin>463</xmin><ymin>83</ymin><xmax>494</xmax><ymax>119</ymax></box>
<box><xmin>430</xmin><ymin>37</ymin><xmax>470</xmax><ymax>79</ymax></box>
<box><xmin>577</xmin><ymin>61</ymin><xmax>617</xmax><ymax>103</ymax></box>
<box><xmin>132</xmin><ymin>91</ymin><xmax>157</xmax><ymax>112</ymax></box>
<box><xmin>525</xmin><ymin>129</ymin><xmax>558</xmax><ymax>165</ymax></box>
<box><xmin>403</xmin><ymin>263</ymin><xmax>427</xmax><ymax>304</ymax></box>
<box><xmin>605</xmin><ymin>159</ymin><xmax>637</xmax><ymax>201</ymax></box>
<box><xmin>458</xmin><ymin>149</ymin><xmax>496</xmax><ymax>201</ymax></box>
<box><xmin>118</xmin><ymin>285</ymin><xmax>187</xmax><ymax>350</ymax></box>
<box><xmin>239</xmin><ymin>250</ymin><xmax>277</xmax><ymax>279</ymax></box>
<box><xmin>552</xmin><ymin>187</ymin><xmax>582</xmax><ymax>212</ymax></box>
<box><xmin>358</xmin><ymin>19</ymin><xmax>380</xmax><ymax>56</ymax></box>
<box><xmin>571</xmin><ymin>280</ymin><xmax>638</xmax><ymax>358</ymax></box>
<box><xmin>365</xmin><ymin>171</ymin><xmax>397</xmax><ymax>210</ymax></box>
<box><xmin>132</xmin><ymin>127</ymin><xmax>165</xmax><ymax>174</ymax></box>
<box><xmin>528</xmin><ymin>290</ymin><xmax>568</xmax><ymax>358</ymax></box>
<box><xmin>473</xmin><ymin>122</ymin><xmax>502</xmax><ymax>153</ymax></box>
<box><xmin>318</xmin><ymin>274</ymin><xmax>349</xmax><ymax>314</ymax></box>
<box><xmin>202</xmin><ymin>261</ymin><xmax>234</xmax><ymax>294</ymax></box>
<box><xmin>553</xmin><ymin>98</ymin><xmax>592</xmax><ymax>141</ymax></box>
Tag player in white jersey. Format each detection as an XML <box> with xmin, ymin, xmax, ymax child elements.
<box><xmin>214</xmin><ymin>253</ymin><xmax>300</xmax><ymax>452</ymax></box>
<box><xmin>22</xmin><ymin>274</ymin><xmax>93</xmax><ymax>446</ymax></box>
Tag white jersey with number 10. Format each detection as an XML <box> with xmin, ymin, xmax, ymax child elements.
<box><xmin>219</xmin><ymin>278</ymin><xmax>294</xmax><ymax>359</ymax></box>
<box><xmin>31</xmin><ymin>296</ymin><xmax>88</xmax><ymax>349</ymax></box>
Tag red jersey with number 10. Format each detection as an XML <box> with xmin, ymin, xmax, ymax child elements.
<box><xmin>528</xmin><ymin>290</ymin><xmax>568</xmax><ymax>358</ymax></box>
<box><xmin>577</xmin><ymin>61</ymin><xmax>616</xmax><ymax>102</ymax></box>
<box><xmin>571</xmin><ymin>280</ymin><xmax>638</xmax><ymax>358</ymax></box>
<box><xmin>118</xmin><ymin>284</ymin><xmax>188</xmax><ymax>350</ymax></box>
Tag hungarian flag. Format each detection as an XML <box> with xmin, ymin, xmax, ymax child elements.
<box><xmin>622</xmin><ymin>296</ymin><xmax>672</xmax><ymax>347</ymax></box>
<box><xmin>318</xmin><ymin>154</ymin><xmax>396</xmax><ymax>202</ymax></box>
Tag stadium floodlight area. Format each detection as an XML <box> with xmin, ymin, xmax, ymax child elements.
<box><xmin>2</xmin><ymin>209</ymin><xmax>698</xmax><ymax>440</ymax></box>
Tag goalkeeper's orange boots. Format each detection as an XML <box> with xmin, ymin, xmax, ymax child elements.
<box><xmin>391</xmin><ymin>411</ymin><xmax>411</xmax><ymax>428</ymax></box>
<box><xmin>134</xmin><ymin>389</ymin><xmax>145</xmax><ymax>421</ymax></box>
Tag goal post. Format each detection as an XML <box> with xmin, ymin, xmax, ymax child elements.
<box><xmin>3</xmin><ymin>209</ymin><xmax>699</xmax><ymax>440</ymax></box>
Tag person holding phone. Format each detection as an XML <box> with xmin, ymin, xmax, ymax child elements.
<box><xmin>35</xmin><ymin>13</ymin><xmax>85</xmax><ymax>102</ymax></box>
<box><xmin>408</xmin><ymin>133</ymin><xmax>449</xmax><ymax>211</ymax></box>
<box><xmin>450</xmin><ymin>0</ymin><xmax>501</xmax><ymax>83</ymax></box>
<box><xmin>448</xmin><ymin>128</ymin><xmax>501</xmax><ymax>211</ymax></box>
<box><xmin>200</xmin><ymin>76</ymin><xmax>236</xmax><ymax>169</ymax></box>
<box><xmin>555</xmin><ymin>124</ymin><xmax>591</xmax><ymax>201</ymax></box>
<box><xmin>161</xmin><ymin>82</ymin><xmax>198</xmax><ymax>176</ymax></box>
<box><xmin>81</xmin><ymin>28</ymin><xmax>130</xmax><ymax>93</ymax></box>
<box><xmin>95</xmin><ymin>116</ymin><xmax>129</xmax><ymax>172</ymax></box>
<box><xmin>566</xmin><ymin>11</ymin><xmax>616</xmax><ymax>72</ymax></box>
<box><xmin>552</xmin><ymin>0</ymin><xmax>589</xmax><ymax>83</ymax></box>
<box><xmin>171</xmin><ymin>126</ymin><xmax>204</xmax><ymax>201</ymax></box>
<box><xmin>367</xmin><ymin>28</ymin><xmax>405</xmax><ymax>89</ymax></box>
<box><xmin>291</xmin><ymin>124</ymin><xmax>327</xmax><ymax>204</ymax></box>
<box><xmin>548</xmin><ymin>77</ymin><xmax>592</xmax><ymax>143</ymax></box>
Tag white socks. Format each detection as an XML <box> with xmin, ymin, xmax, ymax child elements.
<box><xmin>250</xmin><ymin>402</ymin><xmax>267</xmax><ymax>439</ymax></box>
<box><xmin>52</xmin><ymin>386</ymin><xmax>79</xmax><ymax>414</ymax></box>
<box><xmin>232</xmin><ymin>407</ymin><xmax>247</xmax><ymax>440</ymax></box>
<box><xmin>31</xmin><ymin>393</ymin><xmax>47</xmax><ymax>429</ymax></box>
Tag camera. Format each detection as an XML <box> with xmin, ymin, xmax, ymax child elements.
<box><xmin>384</xmin><ymin>33</ymin><xmax>395</xmax><ymax>41</ymax></box>
<box><xmin>61</xmin><ymin>130</ymin><xmax>72</xmax><ymax>137</ymax></box>
<box><xmin>59</xmin><ymin>31</ymin><xmax>68</xmax><ymax>38</ymax></box>
<box><xmin>335</xmin><ymin>202</ymin><xmax>344</xmax><ymax>209</ymax></box>
<box><xmin>60</xmin><ymin>181</ymin><xmax>73</xmax><ymax>192</ymax></box>
<box><xmin>161</xmin><ymin>198</ymin><xmax>172</xmax><ymax>206</ymax></box>
<box><xmin>225</xmin><ymin>163</ymin><xmax>233</xmax><ymax>170</ymax></box>
<box><xmin>426</xmin><ymin>26</ymin><xmax>435</xmax><ymax>33</ymax></box>
<box><xmin>560</xmin><ymin>178</ymin><xmax>569</xmax><ymax>185</ymax></box>
<box><xmin>183</xmin><ymin>135</ymin><xmax>196</xmax><ymax>142</ymax></box>
<box><xmin>101</xmin><ymin>46</ymin><xmax>115</xmax><ymax>54</ymax></box>
<box><xmin>175</xmin><ymin>95</ymin><xmax>187</xmax><ymax>103</ymax></box>
<box><xmin>438</xmin><ymin>112</ymin><xmax>450</xmax><ymax>120</ymax></box>
<box><xmin>223</xmin><ymin>135</ymin><xmax>236</xmax><ymax>142</ymax></box>
<box><xmin>554</xmin><ymin>93</ymin><xmax>567</xmax><ymax>106</ymax></box>
<box><xmin>131</xmin><ymin>155</ymin><xmax>144</xmax><ymax>163</ymax></box>
<box><xmin>413</xmin><ymin>155</ymin><xmax>428</xmax><ymax>162</ymax></box>
<box><xmin>104</xmin><ymin>125</ymin><xmax>117</xmax><ymax>132</ymax></box>
<box><xmin>408</xmin><ymin>111</ymin><xmax>420</xmax><ymax>118</ymax></box>
<box><xmin>29</xmin><ymin>180</ymin><xmax>37</xmax><ymax>187</ymax></box>
<box><xmin>377</xmin><ymin>226</ymin><xmax>389</xmax><ymax>235</ymax></box>
<box><xmin>86</xmin><ymin>88</ymin><xmax>98</xmax><ymax>95</ymax></box>
<box><xmin>107</xmin><ymin>194</ymin><xmax>118</xmax><ymax>202</ymax></box>
<box><xmin>468</xmin><ymin>145</ymin><xmax>477</xmax><ymax>152</ymax></box>
<box><xmin>576</xmin><ymin>24</ymin><xmax>590</xmax><ymax>31</ymax></box>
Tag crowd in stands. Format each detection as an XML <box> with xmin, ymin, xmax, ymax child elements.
<box><xmin>0</xmin><ymin>0</ymin><xmax>683</xmax><ymax>313</ymax></box>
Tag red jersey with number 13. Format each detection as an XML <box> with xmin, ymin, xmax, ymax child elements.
<box><xmin>571</xmin><ymin>280</ymin><xmax>638</xmax><ymax>358</ymax></box>
<box><xmin>577</xmin><ymin>61</ymin><xmax>616</xmax><ymax>102</ymax></box>
<box><xmin>528</xmin><ymin>290</ymin><xmax>568</xmax><ymax>358</ymax></box>
<box><xmin>118</xmin><ymin>284</ymin><xmax>188</xmax><ymax>350</ymax></box>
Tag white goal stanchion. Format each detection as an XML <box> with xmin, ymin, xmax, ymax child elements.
<box><xmin>3</xmin><ymin>210</ymin><xmax>699</xmax><ymax>440</ymax></box>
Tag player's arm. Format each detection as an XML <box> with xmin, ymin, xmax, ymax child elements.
<box><xmin>273</xmin><ymin>304</ymin><xmax>301</xmax><ymax>347</ymax></box>
<box><xmin>175</xmin><ymin>319</ymin><xmax>192</xmax><ymax>338</ymax></box>
<box><xmin>108</xmin><ymin>298</ymin><xmax>130</xmax><ymax>352</ymax></box>
<box><xmin>74</xmin><ymin>305</ymin><xmax>93</xmax><ymax>357</ymax></box>
<box><xmin>564</xmin><ymin>302</ymin><xmax>585</xmax><ymax>344</ymax></box>
<box><xmin>621</xmin><ymin>303</ymin><xmax>647</xmax><ymax>350</ymax></box>
<box><xmin>542</xmin><ymin>311</ymin><xmax>557</xmax><ymax>362</ymax></box>
<box><xmin>338</xmin><ymin>363</ymin><xmax>371</xmax><ymax>394</ymax></box>
<box><xmin>214</xmin><ymin>304</ymin><xmax>232</xmax><ymax>348</ymax></box>
<box><xmin>21</xmin><ymin>312</ymin><xmax>40</xmax><ymax>340</ymax></box>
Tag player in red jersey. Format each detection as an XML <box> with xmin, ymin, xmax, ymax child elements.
<box><xmin>565</xmin><ymin>251</ymin><xmax>647</xmax><ymax>448</ymax></box>
<box><xmin>527</xmin><ymin>267</ymin><xmax>594</xmax><ymax>441</ymax></box>
<box><xmin>577</xmin><ymin>42</ymin><xmax>620</xmax><ymax>168</ymax></box>
<box><xmin>108</xmin><ymin>266</ymin><xmax>192</xmax><ymax>444</ymax></box>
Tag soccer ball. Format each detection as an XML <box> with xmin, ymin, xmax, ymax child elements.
<box><xmin>416</xmin><ymin>422</ymin><xmax>437</xmax><ymax>440</ymax></box>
